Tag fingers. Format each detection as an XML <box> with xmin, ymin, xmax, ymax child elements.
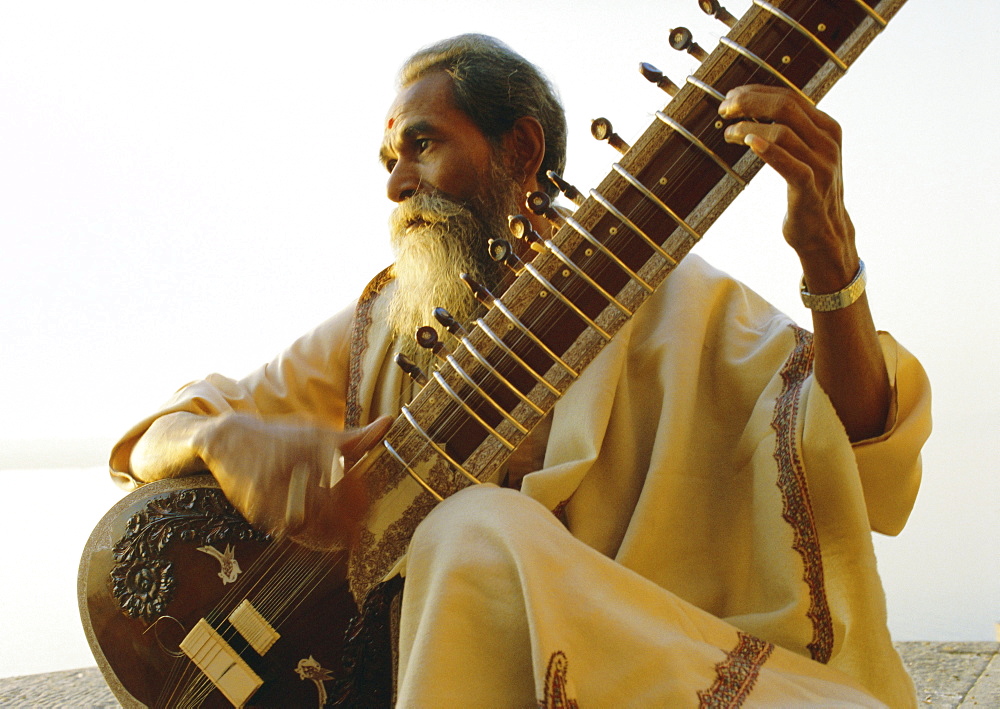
<box><xmin>202</xmin><ymin>415</ymin><xmax>393</xmax><ymax>548</ymax></box>
<box><xmin>284</xmin><ymin>462</ymin><xmax>311</xmax><ymax>534</ymax></box>
<box><xmin>341</xmin><ymin>415</ymin><xmax>394</xmax><ymax>469</ymax></box>
<box><xmin>283</xmin><ymin>418</ymin><xmax>391</xmax><ymax>547</ymax></box>
<box><xmin>304</xmin><ymin>416</ymin><xmax>393</xmax><ymax>549</ymax></box>
<box><xmin>287</xmin><ymin>459</ymin><xmax>371</xmax><ymax>550</ymax></box>
<box><xmin>719</xmin><ymin>84</ymin><xmax>841</xmax><ymax>144</ymax></box>
<box><xmin>722</xmin><ymin>87</ymin><xmax>839</xmax><ymax>176</ymax></box>
<box><xmin>718</xmin><ymin>84</ymin><xmax>853</xmax><ymax>261</ymax></box>
<box><xmin>737</xmin><ymin>131</ymin><xmax>815</xmax><ymax>192</ymax></box>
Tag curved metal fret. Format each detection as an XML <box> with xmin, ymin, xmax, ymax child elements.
<box><xmin>382</xmin><ymin>439</ymin><xmax>444</xmax><ymax>501</ymax></box>
<box><xmin>461</xmin><ymin>336</ymin><xmax>546</xmax><ymax>415</ymax></box>
<box><xmin>563</xmin><ymin>213</ymin><xmax>654</xmax><ymax>293</ymax></box>
<box><xmin>589</xmin><ymin>189</ymin><xmax>678</xmax><ymax>267</ymax></box>
<box><xmin>400</xmin><ymin>406</ymin><xmax>482</xmax><ymax>485</ymax></box>
<box><xmin>445</xmin><ymin>354</ymin><xmax>530</xmax><ymax>434</ymax></box>
<box><xmin>476</xmin><ymin>319</ymin><xmax>562</xmax><ymax>396</ymax></box>
<box><xmin>432</xmin><ymin>371</ymin><xmax>515</xmax><ymax>450</ymax></box>
<box><xmin>540</xmin><ymin>240</ymin><xmax>632</xmax><ymax>317</ymax></box>
<box><xmin>655</xmin><ymin>111</ymin><xmax>748</xmax><ymax>187</ymax></box>
<box><xmin>522</xmin><ymin>263</ymin><xmax>613</xmax><ymax>339</ymax></box>
<box><xmin>611</xmin><ymin>164</ymin><xmax>704</xmax><ymax>242</ymax></box>
<box><xmin>847</xmin><ymin>0</ymin><xmax>887</xmax><ymax>27</ymax></box>
<box><xmin>338</xmin><ymin>0</ymin><xmax>902</xmax><ymax>611</ymax></box>
<box><xmin>491</xmin><ymin>300</ymin><xmax>579</xmax><ymax>378</ymax></box>
<box><xmin>752</xmin><ymin>0</ymin><xmax>848</xmax><ymax>70</ymax></box>
<box><xmin>686</xmin><ymin>76</ymin><xmax>726</xmax><ymax>102</ymax></box>
<box><xmin>719</xmin><ymin>37</ymin><xmax>815</xmax><ymax>105</ymax></box>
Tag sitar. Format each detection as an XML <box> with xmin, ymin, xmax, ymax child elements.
<box><xmin>79</xmin><ymin>1</ymin><xmax>907</xmax><ymax>705</ymax></box>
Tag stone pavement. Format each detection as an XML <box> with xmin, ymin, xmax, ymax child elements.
<box><xmin>901</xmin><ymin>642</ymin><xmax>999</xmax><ymax>707</ymax></box>
<box><xmin>0</xmin><ymin>667</ymin><xmax>118</xmax><ymax>708</ymax></box>
<box><xmin>0</xmin><ymin>642</ymin><xmax>996</xmax><ymax>707</ymax></box>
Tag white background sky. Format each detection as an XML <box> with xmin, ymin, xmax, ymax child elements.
<box><xmin>1</xmin><ymin>0</ymin><xmax>998</xmax><ymax>675</ymax></box>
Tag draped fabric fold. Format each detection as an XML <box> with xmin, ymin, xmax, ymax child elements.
<box><xmin>398</xmin><ymin>485</ymin><xmax>888</xmax><ymax>707</ymax></box>
<box><xmin>109</xmin><ymin>255</ymin><xmax>930</xmax><ymax>706</ymax></box>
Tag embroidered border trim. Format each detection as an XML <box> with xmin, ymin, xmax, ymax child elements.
<box><xmin>345</xmin><ymin>266</ymin><xmax>395</xmax><ymax>429</ymax></box>
<box><xmin>539</xmin><ymin>651</ymin><xmax>579</xmax><ymax>709</ymax></box>
<box><xmin>348</xmin><ymin>492</ymin><xmax>436</xmax><ymax>601</ymax></box>
<box><xmin>770</xmin><ymin>325</ymin><xmax>833</xmax><ymax>663</ymax></box>
<box><xmin>697</xmin><ymin>631</ymin><xmax>774</xmax><ymax>708</ymax></box>
<box><xmin>348</xmin><ymin>453</ymin><xmax>473</xmax><ymax>600</ymax></box>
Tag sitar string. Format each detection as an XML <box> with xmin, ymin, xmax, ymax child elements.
<box><xmin>160</xmin><ymin>4</ymin><xmax>843</xmax><ymax>704</ymax></box>
<box><xmin>156</xmin><ymin>533</ymin><xmax>348</xmax><ymax>706</ymax></box>
<box><xmin>420</xmin><ymin>5</ymin><xmax>814</xmax><ymax>484</ymax></box>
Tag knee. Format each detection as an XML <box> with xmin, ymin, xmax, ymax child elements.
<box><xmin>408</xmin><ymin>484</ymin><xmax>554</xmax><ymax>560</ymax></box>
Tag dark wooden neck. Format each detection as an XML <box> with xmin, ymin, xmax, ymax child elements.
<box><xmin>348</xmin><ymin>0</ymin><xmax>906</xmax><ymax>600</ymax></box>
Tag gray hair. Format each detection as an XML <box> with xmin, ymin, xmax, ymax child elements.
<box><xmin>399</xmin><ymin>34</ymin><xmax>567</xmax><ymax>198</ymax></box>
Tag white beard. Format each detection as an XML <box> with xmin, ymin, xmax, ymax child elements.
<box><xmin>387</xmin><ymin>173</ymin><xmax>519</xmax><ymax>355</ymax></box>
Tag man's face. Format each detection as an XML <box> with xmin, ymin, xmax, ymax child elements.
<box><xmin>380</xmin><ymin>71</ymin><xmax>495</xmax><ymax>206</ymax></box>
<box><xmin>380</xmin><ymin>71</ymin><xmax>520</xmax><ymax>348</ymax></box>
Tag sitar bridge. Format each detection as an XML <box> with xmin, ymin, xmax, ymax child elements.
<box><xmin>178</xmin><ymin>599</ymin><xmax>280</xmax><ymax>707</ymax></box>
<box><xmin>228</xmin><ymin>599</ymin><xmax>280</xmax><ymax>655</ymax></box>
<box><xmin>180</xmin><ymin>618</ymin><xmax>263</xmax><ymax>708</ymax></box>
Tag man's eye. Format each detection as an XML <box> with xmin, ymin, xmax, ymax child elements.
<box><xmin>416</xmin><ymin>138</ymin><xmax>430</xmax><ymax>151</ymax></box>
<box><xmin>385</xmin><ymin>159</ymin><xmax>397</xmax><ymax>173</ymax></box>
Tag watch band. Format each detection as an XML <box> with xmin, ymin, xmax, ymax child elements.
<box><xmin>799</xmin><ymin>260</ymin><xmax>866</xmax><ymax>312</ymax></box>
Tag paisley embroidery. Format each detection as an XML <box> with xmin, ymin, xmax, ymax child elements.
<box><xmin>770</xmin><ymin>326</ymin><xmax>833</xmax><ymax>663</ymax></box>
<box><xmin>696</xmin><ymin>631</ymin><xmax>774</xmax><ymax>708</ymax></box>
<box><xmin>539</xmin><ymin>651</ymin><xmax>579</xmax><ymax>709</ymax></box>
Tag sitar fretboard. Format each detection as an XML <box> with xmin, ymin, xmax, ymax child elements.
<box><xmin>348</xmin><ymin>0</ymin><xmax>905</xmax><ymax>600</ymax></box>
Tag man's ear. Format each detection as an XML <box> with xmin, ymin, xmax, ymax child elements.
<box><xmin>502</xmin><ymin>116</ymin><xmax>546</xmax><ymax>191</ymax></box>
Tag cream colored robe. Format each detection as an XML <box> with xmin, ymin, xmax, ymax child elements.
<box><xmin>110</xmin><ymin>255</ymin><xmax>931</xmax><ymax>707</ymax></box>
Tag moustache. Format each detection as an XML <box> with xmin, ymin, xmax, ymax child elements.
<box><xmin>389</xmin><ymin>192</ymin><xmax>474</xmax><ymax>236</ymax></box>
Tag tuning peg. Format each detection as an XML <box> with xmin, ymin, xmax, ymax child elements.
<box><xmin>415</xmin><ymin>325</ymin><xmax>451</xmax><ymax>359</ymax></box>
<box><xmin>508</xmin><ymin>214</ymin><xmax>546</xmax><ymax>253</ymax></box>
<box><xmin>488</xmin><ymin>238</ymin><xmax>525</xmax><ymax>272</ymax></box>
<box><xmin>698</xmin><ymin>0</ymin><xmax>737</xmax><ymax>28</ymax></box>
<box><xmin>460</xmin><ymin>273</ymin><xmax>496</xmax><ymax>307</ymax></box>
<box><xmin>394</xmin><ymin>352</ymin><xmax>428</xmax><ymax>386</ymax></box>
<box><xmin>546</xmin><ymin>170</ymin><xmax>584</xmax><ymax>206</ymax></box>
<box><xmin>526</xmin><ymin>191</ymin><xmax>567</xmax><ymax>229</ymax></box>
<box><xmin>433</xmin><ymin>307</ymin><xmax>469</xmax><ymax>337</ymax></box>
<box><xmin>590</xmin><ymin>117</ymin><xmax>631</xmax><ymax>154</ymax></box>
<box><xmin>669</xmin><ymin>27</ymin><xmax>708</xmax><ymax>62</ymax></box>
<box><xmin>639</xmin><ymin>62</ymin><xmax>679</xmax><ymax>96</ymax></box>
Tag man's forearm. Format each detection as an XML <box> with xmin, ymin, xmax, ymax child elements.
<box><xmin>129</xmin><ymin>411</ymin><xmax>215</xmax><ymax>483</ymax></box>
<box><xmin>808</xmin><ymin>286</ymin><xmax>891</xmax><ymax>443</ymax></box>
<box><xmin>717</xmin><ymin>86</ymin><xmax>892</xmax><ymax>442</ymax></box>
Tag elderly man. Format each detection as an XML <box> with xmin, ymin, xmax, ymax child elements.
<box><xmin>111</xmin><ymin>34</ymin><xmax>930</xmax><ymax>707</ymax></box>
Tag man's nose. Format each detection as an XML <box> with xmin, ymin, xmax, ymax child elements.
<box><xmin>386</xmin><ymin>161</ymin><xmax>420</xmax><ymax>203</ymax></box>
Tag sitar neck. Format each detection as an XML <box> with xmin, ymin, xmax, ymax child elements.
<box><xmin>348</xmin><ymin>0</ymin><xmax>906</xmax><ymax>601</ymax></box>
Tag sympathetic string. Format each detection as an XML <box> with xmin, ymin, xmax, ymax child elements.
<box><xmin>395</xmin><ymin>0</ymin><xmax>843</xmax><ymax>494</ymax></box>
